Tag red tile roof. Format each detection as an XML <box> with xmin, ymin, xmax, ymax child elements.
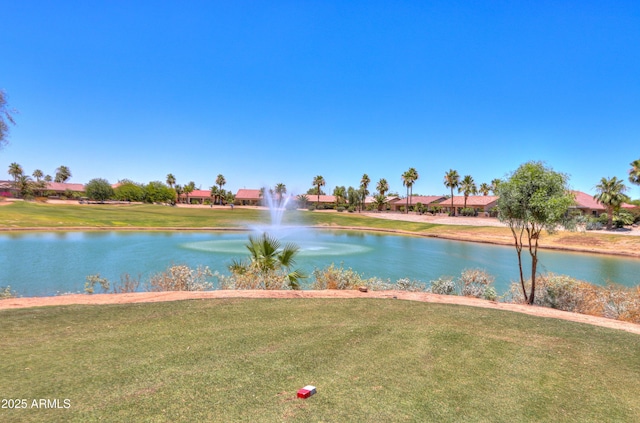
<box><xmin>436</xmin><ymin>195</ymin><xmax>499</xmax><ymax>207</ymax></box>
<box><xmin>46</xmin><ymin>182</ymin><xmax>85</xmax><ymax>192</ymax></box>
<box><xmin>402</xmin><ymin>195</ymin><xmax>446</xmax><ymax>204</ymax></box>
<box><xmin>181</xmin><ymin>189</ymin><xmax>211</xmax><ymax>198</ymax></box>
<box><xmin>571</xmin><ymin>191</ymin><xmax>635</xmax><ymax>210</ymax></box>
<box><xmin>307</xmin><ymin>194</ymin><xmax>337</xmax><ymax>203</ymax></box>
<box><xmin>235</xmin><ymin>189</ymin><xmax>262</xmax><ymax>200</ymax></box>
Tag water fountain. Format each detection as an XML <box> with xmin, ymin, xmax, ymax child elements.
<box><xmin>182</xmin><ymin>188</ymin><xmax>371</xmax><ymax>257</ymax></box>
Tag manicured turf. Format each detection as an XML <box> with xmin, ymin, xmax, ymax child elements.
<box><xmin>1</xmin><ymin>299</ymin><xmax>639</xmax><ymax>422</ymax></box>
<box><xmin>0</xmin><ymin>201</ymin><xmax>443</xmax><ymax>232</ymax></box>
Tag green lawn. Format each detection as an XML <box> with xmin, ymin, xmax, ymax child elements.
<box><xmin>2</xmin><ymin>299</ymin><xmax>639</xmax><ymax>422</ymax></box>
<box><xmin>0</xmin><ymin>201</ymin><xmax>442</xmax><ymax>232</ymax></box>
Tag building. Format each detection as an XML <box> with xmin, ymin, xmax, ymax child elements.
<box><xmin>570</xmin><ymin>191</ymin><xmax>636</xmax><ymax>216</ymax></box>
<box><xmin>177</xmin><ymin>189</ymin><xmax>213</xmax><ymax>204</ymax></box>
<box><xmin>235</xmin><ymin>189</ymin><xmax>262</xmax><ymax>206</ymax></box>
<box><xmin>437</xmin><ymin>195</ymin><xmax>500</xmax><ymax>216</ymax></box>
<box><xmin>389</xmin><ymin>195</ymin><xmax>447</xmax><ymax>212</ymax></box>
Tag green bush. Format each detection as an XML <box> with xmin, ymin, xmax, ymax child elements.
<box><xmin>460</xmin><ymin>207</ymin><xmax>476</xmax><ymax>216</ymax></box>
<box><xmin>337</xmin><ymin>206</ymin><xmax>345</xmax><ymax>212</ymax></box>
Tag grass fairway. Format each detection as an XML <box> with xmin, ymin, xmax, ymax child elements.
<box><xmin>2</xmin><ymin>299</ymin><xmax>639</xmax><ymax>422</ymax></box>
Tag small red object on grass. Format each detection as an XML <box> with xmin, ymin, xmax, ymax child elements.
<box><xmin>297</xmin><ymin>385</ymin><xmax>317</xmax><ymax>399</ymax></box>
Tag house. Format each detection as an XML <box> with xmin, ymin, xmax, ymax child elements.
<box><xmin>0</xmin><ymin>180</ymin><xmax>14</xmax><ymax>198</ymax></box>
<box><xmin>389</xmin><ymin>195</ymin><xmax>447</xmax><ymax>212</ymax></box>
<box><xmin>235</xmin><ymin>189</ymin><xmax>262</xmax><ymax>206</ymax></box>
<box><xmin>45</xmin><ymin>182</ymin><xmax>86</xmax><ymax>195</ymax></box>
<box><xmin>437</xmin><ymin>195</ymin><xmax>499</xmax><ymax>216</ymax></box>
<box><xmin>570</xmin><ymin>191</ymin><xmax>636</xmax><ymax>216</ymax></box>
<box><xmin>178</xmin><ymin>189</ymin><xmax>212</xmax><ymax>204</ymax></box>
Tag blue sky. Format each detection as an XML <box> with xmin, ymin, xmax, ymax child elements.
<box><xmin>2</xmin><ymin>1</ymin><xmax>639</xmax><ymax>198</ymax></box>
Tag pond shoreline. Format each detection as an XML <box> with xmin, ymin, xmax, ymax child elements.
<box><xmin>2</xmin><ymin>224</ymin><xmax>639</xmax><ymax>259</ymax></box>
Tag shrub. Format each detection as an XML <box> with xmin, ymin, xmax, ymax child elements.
<box><xmin>430</xmin><ymin>276</ymin><xmax>456</xmax><ymax>295</ymax></box>
<box><xmin>394</xmin><ymin>278</ymin><xmax>427</xmax><ymax>292</ymax></box>
<box><xmin>147</xmin><ymin>265</ymin><xmax>213</xmax><ymax>291</ymax></box>
<box><xmin>459</xmin><ymin>268</ymin><xmax>495</xmax><ymax>298</ymax></box>
<box><xmin>614</xmin><ymin>210</ymin><xmax>635</xmax><ymax>228</ymax></box>
<box><xmin>216</xmin><ymin>268</ymin><xmax>294</xmax><ymax>290</ymax></box>
<box><xmin>460</xmin><ymin>207</ymin><xmax>477</xmax><ymax>217</ymax></box>
<box><xmin>347</xmin><ymin>205</ymin><xmax>356</xmax><ymax>213</ymax></box>
<box><xmin>337</xmin><ymin>206</ymin><xmax>345</xmax><ymax>212</ymax></box>
<box><xmin>312</xmin><ymin>264</ymin><xmax>364</xmax><ymax>290</ymax></box>
<box><xmin>85</xmin><ymin>178</ymin><xmax>114</xmax><ymax>202</ymax></box>
<box><xmin>113</xmin><ymin>273</ymin><xmax>141</xmax><ymax>293</ymax></box>
<box><xmin>0</xmin><ymin>285</ymin><xmax>17</xmax><ymax>299</ymax></box>
<box><xmin>307</xmin><ymin>204</ymin><xmax>316</xmax><ymax>211</ymax></box>
<box><xmin>505</xmin><ymin>273</ymin><xmax>640</xmax><ymax>323</ymax></box>
<box><xmin>85</xmin><ymin>274</ymin><xmax>110</xmax><ymax>294</ymax></box>
<box><xmin>585</xmin><ymin>218</ymin><xmax>603</xmax><ymax>231</ymax></box>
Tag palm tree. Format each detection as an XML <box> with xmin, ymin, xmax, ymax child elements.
<box><xmin>373</xmin><ymin>193</ymin><xmax>388</xmax><ymax>211</ymax></box>
<box><xmin>401</xmin><ymin>167</ymin><xmax>419</xmax><ymax>213</ymax></box>
<box><xmin>31</xmin><ymin>169</ymin><xmax>45</xmax><ymax>196</ymax></box>
<box><xmin>32</xmin><ymin>169</ymin><xmax>43</xmax><ymax>182</ymax></box>
<box><xmin>210</xmin><ymin>186</ymin><xmax>219</xmax><ymax>205</ymax></box>
<box><xmin>360</xmin><ymin>174</ymin><xmax>370</xmax><ymax>212</ymax></box>
<box><xmin>296</xmin><ymin>194</ymin><xmax>309</xmax><ymax>209</ymax></box>
<box><xmin>333</xmin><ymin>186</ymin><xmax>346</xmax><ymax>206</ymax></box>
<box><xmin>8</xmin><ymin>162</ymin><xmax>23</xmax><ymax>182</ymax></box>
<box><xmin>594</xmin><ymin>177</ymin><xmax>629</xmax><ymax>230</ymax></box>
<box><xmin>54</xmin><ymin>166</ymin><xmax>72</xmax><ymax>183</ymax></box>
<box><xmin>229</xmin><ymin>233</ymin><xmax>305</xmax><ymax>289</ymax></box>
<box><xmin>44</xmin><ymin>175</ymin><xmax>52</xmax><ymax>182</ymax></box>
<box><xmin>629</xmin><ymin>159</ymin><xmax>640</xmax><ymax>186</ymax></box>
<box><xmin>274</xmin><ymin>183</ymin><xmax>287</xmax><ymax>206</ymax></box>
<box><xmin>183</xmin><ymin>181</ymin><xmax>195</xmax><ymax>204</ymax></box>
<box><xmin>490</xmin><ymin>178</ymin><xmax>501</xmax><ymax>195</ymax></box>
<box><xmin>312</xmin><ymin>175</ymin><xmax>325</xmax><ymax>205</ymax></box>
<box><xmin>478</xmin><ymin>182</ymin><xmax>490</xmax><ymax>196</ymax></box>
<box><xmin>459</xmin><ymin>175</ymin><xmax>477</xmax><ymax>210</ymax></box>
<box><xmin>16</xmin><ymin>174</ymin><xmax>32</xmax><ymax>198</ymax></box>
<box><xmin>376</xmin><ymin>178</ymin><xmax>389</xmax><ymax>197</ymax></box>
<box><xmin>443</xmin><ymin>169</ymin><xmax>460</xmax><ymax>216</ymax></box>
<box><xmin>216</xmin><ymin>174</ymin><xmax>226</xmax><ymax>205</ymax></box>
<box><xmin>166</xmin><ymin>174</ymin><xmax>176</xmax><ymax>188</ymax></box>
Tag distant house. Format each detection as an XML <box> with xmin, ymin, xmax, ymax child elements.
<box><xmin>178</xmin><ymin>189</ymin><xmax>211</xmax><ymax>204</ymax></box>
<box><xmin>310</xmin><ymin>194</ymin><xmax>337</xmax><ymax>205</ymax></box>
<box><xmin>389</xmin><ymin>195</ymin><xmax>446</xmax><ymax>212</ymax></box>
<box><xmin>45</xmin><ymin>182</ymin><xmax>85</xmax><ymax>194</ymax></box>
<box><xmin>437</xmin><ymin>195</ymin><xmax>499</xmax><ymax>216</ymax></box>
<box><xmin>235</xmin><ymin>189</ymin><xmax>262</xmax><ymax>206</ymax></box>
<box><xmin>0</xmin><ymin>180</ymin><xmax>14</xmax><ymax>198</ymax></box>
<box><xmin>570</xmin><ymin>191</ymin><xmax>635</xmax><ymax>216</ymax></box>
<box><xmin>41</xmin><ymin>182</ymin><xmax>85</xmax><ymax>198</ymax></box>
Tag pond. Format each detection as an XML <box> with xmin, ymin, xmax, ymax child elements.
<box><xmin>1</xmin><ymin>229</ymin><xmax>639</xmax><ymax>297</ymax></box>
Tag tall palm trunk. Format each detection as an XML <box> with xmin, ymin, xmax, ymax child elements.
<box><xmin>450</xmin><ymin>187</ymin><xmax>455</xmax><ymax>216</ymax></box>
